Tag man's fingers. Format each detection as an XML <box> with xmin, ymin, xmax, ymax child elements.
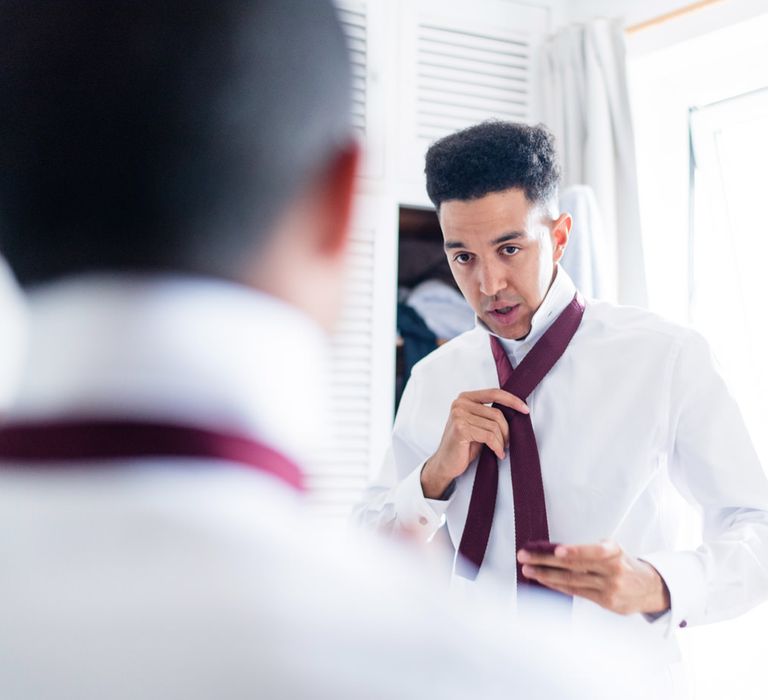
<box><xmin>521</xmin><ymin>565</ymin><xmax>603</xmax><ymax>591</ymax></box>
<box><xmin>467</xmin><ymin>425</ymin><xmax>506</xmax><ymax>460</ymax></box>
<box><xmin>461</xmin><ymin>403</ymin><xmax>509</xmax><ymax>444</ymax></box>
<box><xmin>518</xmin><ymin>542</ymin><xmax>622</xmax><ymax>575</ymax></box>
<box><xmin>521</xmin><ymin>542</ymin><xmax>653</xmax><ymax>615</ymax></box>
<box><xmin>554</xmin><ymin>541</ymin><xmax>621</xmax><ymax>561</ymax></box>
<box><xmin>517</xmin><ymin>551</ymin><xmax>575</xmax><ymax>570</ymax></box>
<box><xmin>463</xmin><ymin>416</ymin><xmax>507</xmax><ymax>459</ymax></box>
<box><xmin>458</xmin><ymin>389</ymin><xmax>529</xmax><ymax>415</ymax></box>
<box><xmin>517</xmin><ymin>551</ymin><xmax>603</xmax><ymax>574</ymax></box>
<box><xmin>449</xmin><ymin>388</ymin><xmax>531</xmax><ymax>462</ymax></box>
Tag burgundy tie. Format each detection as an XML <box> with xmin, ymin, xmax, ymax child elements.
<box><xmin>0</xmin><ymin>419</ymin><xmax>304</xmax><ymax>492</ymax></box>
<box><xmin>457</xmin><ymin>292</ymin><xmax>585</xmax><ymax>583</ymax></box>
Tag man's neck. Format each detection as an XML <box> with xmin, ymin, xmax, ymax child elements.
<box><xmin>486</xmin><ymin>266</ymin><xmax>577</xmax><ymax>365</ymax></box>
<box><xmin>9</xmin><ymin>273</ymin><xmax>331</xmax><ymax>465</ymax></box>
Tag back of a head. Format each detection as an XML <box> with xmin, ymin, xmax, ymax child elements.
<box><xmin>424</xmin><ymin>120</ymin><xmax>560</xmax><ymax>214</ymax></box>
<box><xmin>0</xmin><ymin>0</ymin><xmax>352</xmax><ymax>286</ymax></box>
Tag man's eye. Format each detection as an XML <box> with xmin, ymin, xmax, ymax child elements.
<box><xmin>501</xmin><ymin>246</ymin><xmax>520</xmax><ymax>256</ymax></box>
<box><xmin>453</xmin><ymin>253</ymin><xmax>472</xmax><ymax>264</ymax></box>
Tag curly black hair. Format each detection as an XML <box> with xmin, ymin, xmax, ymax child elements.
<box><xmin>424</xmin><ymin>120</ymin><xmax>560</xmax><ymax>210</ymax></box>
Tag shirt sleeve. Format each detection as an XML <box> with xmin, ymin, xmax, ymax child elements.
<box><xmin>350</xmin><ymin>364</ymin><xmax>453</xmax><ymax>543</ymax></box>
<box><xmin>641</xmin><ymin>330</ymin><xmax>768</xmax><ymax>634</ymax></box>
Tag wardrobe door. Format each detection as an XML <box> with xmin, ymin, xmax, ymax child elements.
<box><xmin>396</xmin><ymin>0</ymin><xmax>549</xmax><ymax>205</ymax></box>
<box><xmin>336</xmin><ymin>0</ymin><xmax>388</xmax><ymax>181</ymax></box>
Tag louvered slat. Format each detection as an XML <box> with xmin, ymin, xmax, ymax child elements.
<box><xmin>415</xmin><ymin>22</ymin><xmax>532</xmax><ymax>147</ymax></box>
<box><xmin>419</xmin><ymin>23</ymin><xmax>529</xmax><ymax>51</ymax></box>
<box><xmin>337</xmin><ymin>5</ymin><xmax>368</xmax><ymax>140</ymax></box>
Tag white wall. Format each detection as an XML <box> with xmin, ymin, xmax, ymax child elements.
<box><xmin>566</xmin><ymin>0</ymin><xmax>694</xmax><ymax>26</ymax></box>
<box><xmin>495</xmin><ymin>1</ymin><xmax>768</xmax><ymax>40</ymax></box>
<box><xmin>561</xmin><ymin>0</ymin><xmax>768</xmax><ymax>54</ymax></box>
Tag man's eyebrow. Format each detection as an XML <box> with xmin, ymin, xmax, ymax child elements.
<box><xmin>443</xmin><ymin>231</ymin><xmax>526</xmax><ymax>250</ymax></box>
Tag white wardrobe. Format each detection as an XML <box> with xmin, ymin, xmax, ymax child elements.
<box><xmin>306</xmin><ymin>0</ymin><xmax>554</xmax><ymax>523</ymax></box>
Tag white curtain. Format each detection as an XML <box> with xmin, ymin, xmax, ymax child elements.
<box><xmin>558</xmin><ymin>184</ymin><xmax>610</xmax><ymax>300</ymax></box>
<box><xmin>540</xmin><ymin>19</ymin><xmax>647</xmax><ymax>307</ymax></box>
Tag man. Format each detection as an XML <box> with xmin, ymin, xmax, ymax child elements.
<box><xmin>0</xmin><ymin>5</ymin><xmax>603</xmax><ymax>699</ymax></box>
<box><xmin>354</xmin><ymin>121</ymin><xmax>768</xmax><ymax>689</ymax></box>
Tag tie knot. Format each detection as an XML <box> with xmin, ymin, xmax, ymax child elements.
<box><xmin>497</xmin><ymin>403</ymin><xmax>526</xmax><ymax>423</ymax></box>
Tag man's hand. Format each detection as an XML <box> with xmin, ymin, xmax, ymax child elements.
<box><xmin>517</xmin><ymin>541</ymin><xmax>671</xmax><ymax>616</ymax></box>
<box><xmin>420</xmin><ymin>389</ymin><xmax>528</xmax><ymax>499</ymax></box>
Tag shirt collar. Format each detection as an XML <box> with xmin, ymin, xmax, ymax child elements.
<box><xmin>477</xmin><ymin>265</ymin><xmax>577</xmax><ymax>365</ymax></box>
<box><xmin>7</xmin><ymin>274</ymin><xmax>331</xmax><ymax>466</ymax></box>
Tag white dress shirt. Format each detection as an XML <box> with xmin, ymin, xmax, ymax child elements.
<box><xmin>354</xmin><ymin>266</ymin><xmax>768</xmax><ymax>687</ymax></box>
<box><xmin>0</xmin><ymin>274</ymin><xmax>618</xmax><ymax>700</ymax></box>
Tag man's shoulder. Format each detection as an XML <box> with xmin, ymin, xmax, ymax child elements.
<box><xmin>411</xmin><ymin>326</ymin><xmax>487</xmax><ymax>376</ymax></box>
<box><xmin>581</xmin><ymin>298</ymin><xmax>697</xmax><ymax>347</ymax></box>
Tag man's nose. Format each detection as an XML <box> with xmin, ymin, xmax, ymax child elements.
<box><xmin>478</xmin><ymin>260</ymin><xmax>507</xmax><ymax>297</ymax></box>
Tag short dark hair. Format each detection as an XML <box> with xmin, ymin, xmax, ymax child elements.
<box><xmin>0</xmin><ymin>0</ymin><xmax>352</xmax><ymax>286</ymax></box>
<box><xmin>424</xmin><ymin>121</ymin><xmax>560</xmax><ymax>212</ymax></box>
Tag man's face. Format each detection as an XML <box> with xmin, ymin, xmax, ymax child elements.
<box><xmin>439</xmin><ymin>188</ymin><xmax>569</xmax><ymax>340</ymax></box>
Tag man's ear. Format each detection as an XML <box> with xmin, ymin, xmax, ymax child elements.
<box><xmin>551</xmin><ymin>213</ymin><xmax>572</xmax><ymax>263</ymax></box>
<box><xmin>241</xmin><ymin>140</ymin><xmax>361</xmax><ymax>331</ymax></box>
<box><xmin>314</xmin><ymin>140</ymin><xmax>361</xmax><ymax>258</ymax></box>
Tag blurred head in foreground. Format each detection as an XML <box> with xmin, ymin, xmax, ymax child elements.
<box><xmin>0</xmin><ymin>0</ymin><xmax>359</xmax><ymax>331</ymax></box>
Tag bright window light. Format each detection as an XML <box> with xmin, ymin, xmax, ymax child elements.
<box><xmin>630</xmin><ymin>13</ymin><xmax>768</xmax><ymax>700</ymax></box>
<box><xmin>690</xmin><ymin>87</ymin><xmax>768</xmax><ymax>460</ymax></box>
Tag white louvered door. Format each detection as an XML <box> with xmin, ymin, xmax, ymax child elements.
<box><xmin>304</xmin><ymin>1</ymin><xmax>395</xmax><ymax>526</ymax></box>
<box><xmin>304</xmin><ymin>193</ymin><xmax>397</xmax><ymax>524</ymax></box>
<box><xmin>397</xmin><ymin>0</ymin><xmax>549</xmax><ymax>204</ymax></box>
<box><xmin>335</xmin><ymin>0</ymin><xmax>387</xmax><ymax>180</ymax></box>
<box><xmin>338</xmin><ymin>2</ymin><xmax>368</xmax><ymax>136</ymax></box>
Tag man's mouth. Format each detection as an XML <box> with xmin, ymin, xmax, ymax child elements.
<box><xmin>487</xmin><ymin>304</ymin><xmax>521</xmax><ymax>325</ymax></box>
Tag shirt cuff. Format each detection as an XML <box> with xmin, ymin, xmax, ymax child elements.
<box><xmin>639</xmin><ymin>550</ymin><xmax>706</xmax><ymax>635</ymax></box>
<box><xmin>393</xmin><ymin>462</ymin><xmax>453</xmax><ymax>541</ymax></box>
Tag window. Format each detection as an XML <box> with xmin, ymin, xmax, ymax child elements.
<box><xmin>630</xmin><ymin>13</ymin><xmax>768</xmax><ymax>700</ymax></box>
<box><xmin>689</xmin><ymin>87</ymin><xmax>768</xmax><ymax>461</ymax></box>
